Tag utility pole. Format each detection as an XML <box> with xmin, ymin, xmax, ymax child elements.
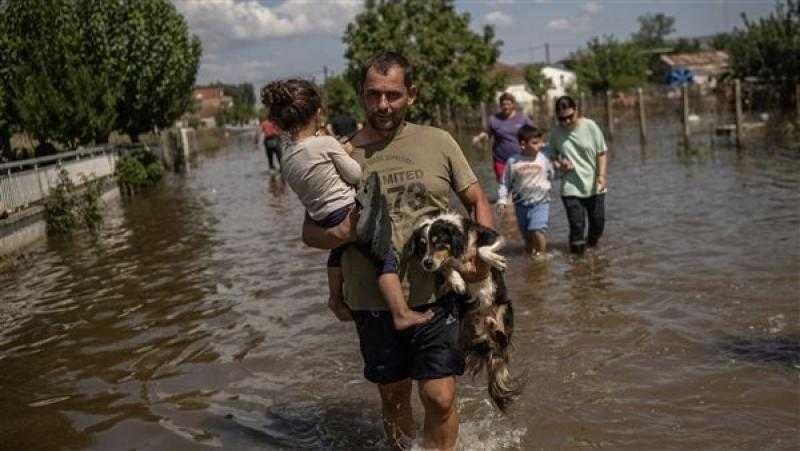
<box><xmin>323</xmin><ymin>65</ymin><xmax>328</xmax><ymax>83</ymax></box>
<box><xmin>545</xmin><ymin>42</ymin><xmax>551</xmax><ymax>65</ymax></box>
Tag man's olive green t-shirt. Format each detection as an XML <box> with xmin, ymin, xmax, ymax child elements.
<box><xmin>548</xmin><ymin>118</ymin><xmax>608</xmax><ymax>198</ymax></box>
<box><xmin>342</xmin><ymin>122</ymin><xmax>478</xmax><ymax>311</ymax></box>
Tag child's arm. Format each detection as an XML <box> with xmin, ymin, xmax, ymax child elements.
<box><xmin>328</xmin><ymin>141</ymin><xmax>362</xmax><ymax>186</ymax></box>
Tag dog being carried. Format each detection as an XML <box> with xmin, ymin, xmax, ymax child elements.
<box><xmin>403</xmin><ymin>212</ymin><xmax>522</xmax><ymax>412</ymax></box>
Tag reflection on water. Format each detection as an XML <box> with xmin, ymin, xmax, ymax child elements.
<box><xmin>1</xmin><ymin>123</ymin><xmax>798</xmax><ymax>450</ymax></box>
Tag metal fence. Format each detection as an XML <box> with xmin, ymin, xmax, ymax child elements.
<box><xmin>0</xmin><ymin>146</ymin><xmax>121</xmax><ymax>214</ymax></box>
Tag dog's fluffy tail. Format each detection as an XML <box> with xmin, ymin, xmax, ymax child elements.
<box><xmin>487</xmin><ymin>349</ymin><xmax>522</xmax><ymax>413</ymax></box>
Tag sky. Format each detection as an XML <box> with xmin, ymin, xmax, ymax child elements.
<box><xmin>172</xmin><ymin>0</ymin><xmax>775</xmax><ymax>88</ymax></box>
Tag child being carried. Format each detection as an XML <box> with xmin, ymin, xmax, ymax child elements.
<box><xmin>261</xmin><ymin>79</ymin><xmax>432</xmax><ymax>330</ymax></box>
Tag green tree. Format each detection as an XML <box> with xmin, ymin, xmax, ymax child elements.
<box><xmin>632</xmin><ymin>13</ymin><xmax>676</xmax><ymax>48</ymax></box>
<box><xmin>710</xmin><ymin>32</ymin><xmax>737</xmax><ymax>51</ymax></box>
<box><xmin>728</xmin><ymin>0</ymin><xmax>800</xmax><ymax>109</ymax></box>
<box><xmin>523</xmin><ymin>64</ymin><xmax>554</xmax><ymax>101</ymax></box>
<box><xmin>342</xmin><ymin>0</ymin><xmax>502</xmax><ymax>121</ymax></box>
<box><xmin>567</xmin><ymin>36</ymin><xmax>647</xmax><ymax>93</ymax></box>
<box><xmin>115</xmin><ymin>0</ymin><xmax>202</xmax><ymax>141</ymax></box>
<box><xmin>1</xmin><ymin>0</ymin><xmax>123</xmax><ymax>151</ymax></box>
<box><xmin>672</xmin><ymin>38</ymin><xmax>702</xmax><ymax>53</ymax></box>
<box><xmin>321</xmin><ymin>74</ymin><xmax>363</xmax><ymax>120</ymax></box>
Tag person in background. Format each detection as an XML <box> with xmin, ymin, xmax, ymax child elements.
<box><xmin>326</xmin><ymin>108</ymin><xmax>359</xmax><ymax>142</ymax></box>
<box><xmin>496</xmin><ymin>125</ymin><xmax>554</xmax><ymax>260</ymax></box>
<box><xmin>472</xmin><ymin>92</ymin><xmax>533</xmax><ymax>181</ymax></box>
<box><xmin>548</xmin><ymin>95</ymin><xmax>608</xmax><ymax>254</ymax></box>
<box><xmin>258</xmin><ymin>115</ymin><xmax>283</xmax><ymax>173</ymax></box>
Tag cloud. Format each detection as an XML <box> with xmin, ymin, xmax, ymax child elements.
<box><xmin>174</xmin><ymin>0</ymin><xmax>361</xmax><ymax>48</ymax></box>
<box><xmin>484</xmin><ymin>11</ymin><xmax>514</xmax><ymax>27</ymax></box>
<box><xmin>582</xmin><ymin>1</ymin><xmax>603</xmax><ymax>14</ymax></box>
<box><xmin>547</xmin><ymin>1</ymin><xmax>602</xmax><ymax>32</ymax></box>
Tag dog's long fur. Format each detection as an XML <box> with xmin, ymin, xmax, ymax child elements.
<box><xmin>402</xmin><ymin>212</ymin><xmax>521</xmax><ymax>412</ymax></box>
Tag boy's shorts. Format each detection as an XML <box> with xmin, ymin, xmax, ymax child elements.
<box><xmin>514</xmin><ymin>200</ymin><xmax>550</xmax><ymax>235</ymax></box>
<box><xmin>351</xmin><ymin>294</ymin><xmax>466</xmax><ymax>385</ymax></box>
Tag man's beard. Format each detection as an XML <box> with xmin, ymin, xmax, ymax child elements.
<box><xmin>367</xmin><ymin>110</ymin><xmax>404</xmax><ymax>132</ymax></box>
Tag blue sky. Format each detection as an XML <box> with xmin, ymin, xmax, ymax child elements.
<box><xmin>173</xmin><ymin>0</ymin><xmax>774</xmax><ymax>87</ymax></box>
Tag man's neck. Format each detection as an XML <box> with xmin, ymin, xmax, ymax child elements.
<box><xmin>355</xmin><ymin>122</ymin><xmax>403</xmax><ymax>146</ymax></box>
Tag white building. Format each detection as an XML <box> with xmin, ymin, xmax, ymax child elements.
<box><xmin>493</xmin><ymin>64</ymin><xmax>576</xmax><ymax>118</ymax></box>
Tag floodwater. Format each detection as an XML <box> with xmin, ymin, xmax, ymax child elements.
<box><xmin>1</xmin><ymin>121</ymin><xmax>798</xmax><ymax>450</ymax></box>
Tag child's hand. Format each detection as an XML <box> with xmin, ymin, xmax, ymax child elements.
<box><xmin>495</xmin><ymin>203</ymin><xmax>506</xmax><ymax>216</ymax></box>
<box><xmin>341</xmin><ymin>141</ymin><xmax>354</xmax><ymax>155</ymax></box>
<box><xmin>328</xmin><ymin>296</ymin><xmax>353</xmax><ymax>321</ymax></box>
<box><xmin>560</xmin><ymin>159</ymin><xmax>575</xmax><ymax>172</ymax></box>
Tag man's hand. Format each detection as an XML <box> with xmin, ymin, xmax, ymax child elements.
<box><xmin>328</xmin><ymin>296</ymin><xmax>353</xmax><ymax>321</ymax></box>
<box><xmin>458</xmin><ymin>255</ymin><xmax>491</xmax><ymax>283</ymax></box>
<box><xmin>596</xmin><ymin>174</ymin><xmax>607</xmax><ymax>192</ymax></box>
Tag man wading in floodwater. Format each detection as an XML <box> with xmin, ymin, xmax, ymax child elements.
<box><xmin>301</xmin><ymin>51</ymin><xmax>493</xmax><ymax>451</ymax></box>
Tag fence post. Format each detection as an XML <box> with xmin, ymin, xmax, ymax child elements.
<box><xmin>735</xmin><ymin>79</ymin><xmax>743</xmax><ymax>148</ymax></box>
<box><xmin>637</xmin><ymin>87</ymin><xmax>647</xmax><ymax>142</ymax></box>
<box><xmin>795</xmin><ymin>83</ymin><xmax>799</xmax><ymax>121</ymax></box>
<box><xmin>605</xmin><ymin>90</ymin><xmax>614</xmax><ymax>140</ymax></box>
<box><xmin>682</xmin><ymin>84</ymin><xmax>690</xmax><ymax>147</ymax></box>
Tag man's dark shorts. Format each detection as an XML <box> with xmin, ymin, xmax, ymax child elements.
<box><xmin>351</xmin><ymin>294</ymin><xmax>466</xmax><ymax>385</ymax></box>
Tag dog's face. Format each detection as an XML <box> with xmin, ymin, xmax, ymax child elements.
<box><xmin>409</xmin><ymin>216</ymin><xmax>465</xmax><ymax>272</ymax></box>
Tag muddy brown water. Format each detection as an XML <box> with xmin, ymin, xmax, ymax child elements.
<box><xmin>1</xmin><ymin>121</ymin><xmax>798</xmax><ymax>450</ymax></box>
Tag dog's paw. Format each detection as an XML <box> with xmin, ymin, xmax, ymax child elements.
<box><xmin>479</xmin><ymin>248</ymin><xmax>507</xmax><ymax>271</ymax></box>
<box><xmin>449</xmin><ymin>272</ymin><xmax>467</xmax><ymax>294</ymax></box>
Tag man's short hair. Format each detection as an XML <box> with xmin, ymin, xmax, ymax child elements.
<box><xmin>517</xmin><ymin>124</ymin><xmax>543</xmax><ymax>143</ymax></box>
<box><xmin>499</xmin><ymin>92</ymin><xmax>516</xmax><ymax>104</ymax></box>
<box><xmin>359</xmin><ymin>51</ymin><xmax>415</xmax><ymax>90</ymax></box>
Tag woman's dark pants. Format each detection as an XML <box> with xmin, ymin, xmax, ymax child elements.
<box><xmin>561</xmin><ymin>194</ymin><xmax>605</xmax><ymax>254</ymax></box>
<box><xmin>264</xmin><ymin>136</ymin><xmax>282</xmax><ymax>171</ymax></box>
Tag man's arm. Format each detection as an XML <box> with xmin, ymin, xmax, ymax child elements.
<box><xmin>457</xmin><ymin>182</ymin><xmax>493</xmax><ymax>229</ymax></box>
<box><xmin>596</xmin><ymin>151</ymin><xmax>608</xmax><ymax>191</ymax></box>
<box><xmin>456</xmin><ymin>183</ymin><xmax>494</xmax><ymax>282</ymax></box>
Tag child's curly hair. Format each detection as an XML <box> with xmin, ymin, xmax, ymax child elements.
<box><xmin>260</xmin><ymin>79</ymin><xmax>321</xmax><ymax>133</ymax></box>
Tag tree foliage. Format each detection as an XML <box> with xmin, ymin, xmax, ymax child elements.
<box><xmin>115</xmin><ymin>0</ymin><xmax>202</xmax><ymax>140</ymax></box>
<box><xmin>523</xmin><ymin>64</ymin><xmax>554</xmax><ymax>100</ymax></box>
<box><xmin>321</xmin><ymin>74</ymin><xmax>364</xmax><ymax>121</ymax></box>
<box><xmin>567</xmin><ymin>36</ymin><xmax>648</xmax><ymax>93</ymax></box>
<box><xmin>1</xmin><ymin>0</ymin><xmax>123</xmax><ymax>151</ymax></box>
<box><xmin>0</xmin><ymin>0</ymin><xmax>202</xmax><ymax>156</ymax></box>
<box><xmin>342</xmin><ymin>0</ymin><xmax>502</xmax><ymax>120</ymax></box>
<box><xmin>728</xmin><ymin>0</ymin><xmax>800</xmax><ymax>108</ymax></box>
<box><xmin>632</xmin><ymin>13</ymin><xmax>676</xmax><ymax>48</ymax></box>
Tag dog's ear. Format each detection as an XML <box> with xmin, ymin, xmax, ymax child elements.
<box><xmin>448</xmin><ymin>222</ymin><xmax>466</xmax><ymax>258</ymax></box>
<box><xmin>399</xmin><ymin>226</ymin><xmax>422</xmax><ymax>279</ymax></box>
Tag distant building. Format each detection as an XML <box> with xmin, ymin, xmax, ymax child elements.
<box><xmin>191</xmin><ymin>87</ymin><xmax>234</xmax><ymax>128</ymax></box>
<box><xmin>657</xmin><ymin>51</ymin><xmax>730</xmax><ymax>87</ymax></box>
<box><xmin>492</xmin><ymin>63</ymin><xmax>576</xmax><ymax>118</ymax></box>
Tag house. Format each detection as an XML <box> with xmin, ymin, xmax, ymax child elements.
<box><xmin>191</xmin><ymin>87</ymin><xmax>234</xmax><ymax>128</ymax></box>
<box><xmin>658</xmin><ymin>51</ymin><xmax>730</xmax><ymax>87</ymax></box>
<box><xmin>492</xmin><ymin>63</ymin><xmax>576</xmax><ymax>118</ymax></box>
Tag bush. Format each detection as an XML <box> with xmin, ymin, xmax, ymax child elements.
<box><xmin>44</xmin><ymin>168</ymin><xmax>78</xmax><ymax>234</ymax></box>
<box><xmin>44</xmin><ymin>168</ymin><xmax>105</xmax><ymax>233</ymax></box>
<box><xmin>116</xmin><ymin>147</ymin><xmax>164</xmax><ymax>193</ymax></box>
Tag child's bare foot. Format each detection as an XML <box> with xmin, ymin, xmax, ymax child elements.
<box><xmin>393</xmin><ymin>309</ymin><xmax>434</xmax><ymax>331</ymax></box>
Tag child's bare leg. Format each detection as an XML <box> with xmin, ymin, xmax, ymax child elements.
<box><xmin>378</xmin><ymin>273</ymin><xmax>433</xmax><ymax>331</ymax></box>
<box><xmin>327</xmin><ymin>265</ymin><xmax>351</xmax><ymax>321</ymax></box>
<box><xmin>523</xmin><ymin>232</ymin><xmax>536</xmax><ymax>257</ymax></box>
<box><xmin>533</xmin><ymin>231</ymin><xmax>547</xmax><ymax>255</ymax></box>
